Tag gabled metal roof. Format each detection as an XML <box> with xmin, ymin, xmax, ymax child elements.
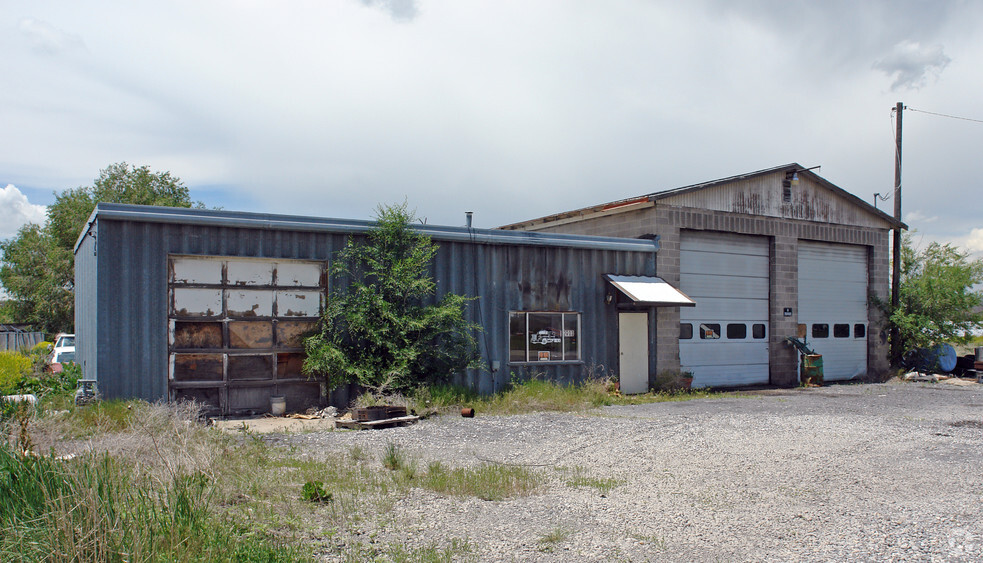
<box><xmin>75</xmin><ymin>203</ymin><xmax>659</xmax><ymax>255</ymax></box>
<box><xmin>499</xmin><ymin>163</ymin><xmax>906</xmax><ymax>231</ymax></box>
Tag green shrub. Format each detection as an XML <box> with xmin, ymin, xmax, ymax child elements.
<box><xmin>15</xmin><ymin>362</ymin><xmax>81</xmax><ymax>400</ymax></box>
<box><xmin>301</xmin><ymin>480</ymin><xmax>332</xmax><ymax>503</ymax></box>
<box><xmin>27</xmin><ymin>341</ymin><xmax>52</xmax><ymax>375</ymax></box>
<box><xmin>303</xmin><ymin>202</ymin><xmax>481</xmax><ymax>393</ymax></box>
<box><xmin>0</xmin><ymin>351</ymin><xmax>31</xmax><ymax>394</ymax></box>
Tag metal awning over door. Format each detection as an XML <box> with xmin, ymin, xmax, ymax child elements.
<box><xmin>604</xmin><ymin>275</ymin><xmax>696</xmax><ymax>307</ymax></box>
<box><xmin>679</xmin><ymin>231</ymin><xmax>770</xmax><ymax>387</ymax></box>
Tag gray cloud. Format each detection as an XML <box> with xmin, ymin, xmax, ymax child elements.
<box><xmin>874</xmin><ymin>40</ymin><xmax>950</xmax><ymax>91</ymax></box>
<box><xmin>358</xmin><ymin>0</ymin><xmax>419</xmax><ymax>22</ymax></box>
<box><xmin>1</xmin><ymin>1</ymin><xmax>981</xmax><ymax>251</ymax></box>
<box><xmin>17</xmin><ymin>17</ymin><xmax>85</xmax><ymax>55</ymax></box>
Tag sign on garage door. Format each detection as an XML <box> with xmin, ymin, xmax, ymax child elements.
<box><xmin>798</xmin><ymin>242</ymin><xmax>868</xmax><ymax>381</ymax></box>
<box><xmin>679</xmin><ymin>231</ymin><xmax>770</xmax><ymax>387</ymax></box>
<box><xmin>168</xmin><ymin>256</ymin><xmax>325</xmax><ymax>414</ymax></box>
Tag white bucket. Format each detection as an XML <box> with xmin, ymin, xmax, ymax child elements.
<box><xmin>976</xmin><ymin>347</ymin><xmax>983</xmax><ymax>362</ymax></box>
<box><xmin>270</xmin><ymin>395</ymin><xmax>286</xmax><ymax>416</ymax></box>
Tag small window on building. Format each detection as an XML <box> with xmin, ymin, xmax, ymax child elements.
<box><xmin>700</xmin><ymin>323</ymin><xmax>721</xmax><ymax>340</ymax></box>
<box><xmin>680</xmin><ymin>323</ymin><xmax>693</xmax><ymax>340</ymax></box>
<box><xmin>726</xmin><ymin>323</ymin><xmax>747</xmax><ymax>339</ymax></box>
<box><xmin>854</xmin><ymin>324</ymin><xmax>866</xmax><ymax>338</ymax></box>
<box><xmin>833</xmin><ymin>324</ymin><xmax>850</xmax><ymax>338</ymax></box>
<box><xmin>752</xmin><ymin>323</ymin><xmax>766</xmax><ymax>339</ymax></box>
<box><xmin>509</xmin><ymin>311</ymin><xmax>581</xmax><ymax>362</ymax></box>
<box><xmin>812</xmin><ymin>324</ymin><xmax>829</xmax><ymax>338</ymax></box>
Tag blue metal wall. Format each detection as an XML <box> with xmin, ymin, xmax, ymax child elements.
<box><xmin>74</xmin><ymin>225</ymin><xmax>98</xmax><ymax>389</ymax></box>
<box><xmin>77</xmin><ymin>204</ymin><xmax>657</xmax><ymax>403</ymax></box>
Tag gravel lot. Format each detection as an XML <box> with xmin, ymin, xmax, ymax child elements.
<box><xmin>275</xmin><ymin>381</ymin><xmax>983</xmax><ymax>562</ymax></box>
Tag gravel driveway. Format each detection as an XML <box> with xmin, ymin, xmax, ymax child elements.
<box><xmin>277</xmin><ymin>381</ymin><xmax>983</xmax><ymax>562</ymax></box>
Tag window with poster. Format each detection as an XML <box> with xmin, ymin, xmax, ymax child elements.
<box><xmin>508</xmin><ymin>311</ymin><xmax>581</xmax><ymax>363</ymax></box>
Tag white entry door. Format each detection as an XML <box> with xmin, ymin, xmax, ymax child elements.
<box><xmin>619</xmin><ymin>312</ymin><xmax>649</xmax><ymax>394</ymax></box>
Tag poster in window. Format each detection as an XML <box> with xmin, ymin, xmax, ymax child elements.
<box><xmin>528</xmin><ymin>312</ymin><xmax>562</xmax><ymax>361</ymax></box>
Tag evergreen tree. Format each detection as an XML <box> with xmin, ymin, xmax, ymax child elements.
<box><xmin>303</xmin><ymin>203</ymin><xmax>480</xmax><ymax>392</ymax></box>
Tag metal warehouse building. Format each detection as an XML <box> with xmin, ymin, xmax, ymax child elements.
<box><xmin>502</xmin><ymin>164</ymin><xmax>905</xmax><ymax>387</ymax></box>
<box><xmin>74</xmin><ymin>203</ymin><xmax>691</xmax><ymax>414</ymax></box>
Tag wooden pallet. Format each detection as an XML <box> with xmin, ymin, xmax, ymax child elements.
<box><xmin>334</xmin><ymin>415</ymin><xmax>420</xmax><ymax>430</ymax></box>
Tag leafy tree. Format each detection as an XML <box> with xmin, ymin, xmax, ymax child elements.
<box><xmin>0</xmin><ymin>224</ymin><xmax>73</xmax><ymax>335</ymax></box>
<box><xmin>47</xmin><ymin>163</ymin><xmax>197</xmax><ymax>250</ymax></box>
<box><xmin>0</xmin><ymin>163</ymin><xmax>200</xmax><ymax>335</ymax></box>
<box><xmin>303</xmin><ymin>203</ymin><xmax>481</xmax><ymax>393</ymax></box>
<box><xmin>890</xmin><ymin>233</ymin><xmax>983</xmax><ymax>357</ymax></box>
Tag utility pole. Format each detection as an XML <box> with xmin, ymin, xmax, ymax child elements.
<box><xmin>891</xmin><ymin>101</ymin><xmax>903</xmax><ymax>366</ymax></box>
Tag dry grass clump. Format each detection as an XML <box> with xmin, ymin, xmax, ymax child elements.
<box><xmin>27</xmin><ymin>400</ymin><xmax>221</xmax><ymax>484</ymax></box>
<box><xmin>0</xmin><ymin>399</ymin><xmax>307</xmax><ymax>562</ymax></box>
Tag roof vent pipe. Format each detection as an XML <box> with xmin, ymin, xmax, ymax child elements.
<box><xmin>465</xmin><ymin>211</ymin><xmax>473</xmax><ymax>229</ymax></box>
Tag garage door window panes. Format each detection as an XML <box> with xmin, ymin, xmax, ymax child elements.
<box><xmin>726</xmin><ymin>324</ymin><xmax>747</xmax><ymax>339</ymax></box>
<box><xmin>854</xmin><ymin>324</ymin><xmax>866</xmax><ymax>338</ymax></box>
<box><xmin>168</xmin><ymin>256</ymin><xmax>325</xmax><ymax>414</ymax></box>
<box><xmin>699</xmin><ymin>323</ymin><xmax>721</xmax><ymax>340</ymax></box>
<box><xmin>683</xmin><ymin>322</ymin><xmax>764</xmax><ymax>342</ymax></box>
<box><xmin>812</xmin><ymin>324</ymin><xmax>829</xmax><ymax>338</ymax></box>
<box><xmin>680</xmin><ymin>323</ymin><xmax>693</xmax><ymax>339</ymax></box>
<box><xmin>509</xmin><ymin>312</ymin><xmax>580</xmax><ymax>362</ymax></box>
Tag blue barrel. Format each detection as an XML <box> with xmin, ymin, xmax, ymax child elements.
<box><xmin>911</xmin><ymin>344</ymin><xmax>957</xmax><ymax>373</ymax></box>
<box><xmin>937</xmin><ymin>344</ymin><xmax>957</xmax><ymax>373</ymax></box>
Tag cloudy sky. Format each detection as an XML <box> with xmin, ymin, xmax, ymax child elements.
<box><xmin>2</xmin><ymin>0</ymin><xmax>982</xmax><ymax>255</ymax></box>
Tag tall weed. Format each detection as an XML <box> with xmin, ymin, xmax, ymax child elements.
<box><xmin>0</xmin><ymin>443</ymin><xmax>305</xmax><ymax>562</ymax></box>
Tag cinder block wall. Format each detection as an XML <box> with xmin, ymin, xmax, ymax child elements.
<box><xmin>525</xmin><ymin>204</ymin><xmax>892</xmax><ymax>386</ymax></box>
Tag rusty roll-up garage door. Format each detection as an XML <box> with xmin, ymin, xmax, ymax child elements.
<box><xmin>168</xmin><ymin>256</ymin><xmax>325</xmax><ymax>415</ymax></box>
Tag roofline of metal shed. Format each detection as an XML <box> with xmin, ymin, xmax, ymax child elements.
<box><xmin>74</xmin><ymin>203</ymin><xmax>659</xmax><ymax>255</ymax></box>
<box><xmin>499</xmin><ymin>163</ymin><xmax>907</xmax><ymax>231</ymax></box>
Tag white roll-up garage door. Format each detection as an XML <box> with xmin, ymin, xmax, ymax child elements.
<box><xmin>679</xmin><ymin>231</ymin><xmax>770</xmax><ymax>387</ymax></box>
<box><xmin>798</xmin><ymin>242</ymin><xmax>868</xmax><ymax>381</ymax></box>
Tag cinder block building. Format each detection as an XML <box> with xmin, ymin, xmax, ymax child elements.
<box><xmin>501</xmin><ymin>164</ymin><xmax>904</xmax><ymax>387</ymax></box>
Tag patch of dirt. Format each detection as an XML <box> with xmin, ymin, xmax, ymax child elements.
<box><xmin>211</xmin><ymin>415</ymin><xmax>336</xmax><ymax>434</ymax></box>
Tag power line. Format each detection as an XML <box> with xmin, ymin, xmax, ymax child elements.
<box><xmin>907</xmin><ymin>107</ymin><xmax>983</xmax><ymax>124</ymax></box>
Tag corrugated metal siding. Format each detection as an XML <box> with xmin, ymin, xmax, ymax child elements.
<box><xmin>84</xmin><ymin>215</ymin><xmax>656</xmax><ymax>402</ymax></box>
<box><xmin>660</xmin><ymin>171</ymin><xmax>889</xmax><ymax>229</ymax></box>
<box><xmin>434</xmin><ymin>241</ymin><xmax>654</xmax><ymax>393</ymax></box>
<box><xmin>75</xmin><ymin>227</ymin><xmax>98</xmax><ymax>383</ymax></box>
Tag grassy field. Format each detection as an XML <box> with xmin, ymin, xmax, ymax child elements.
<box><xmin>0</xmin><ymin>379</ymin><xmax>735</xmax><ymax>562</ymax></box>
